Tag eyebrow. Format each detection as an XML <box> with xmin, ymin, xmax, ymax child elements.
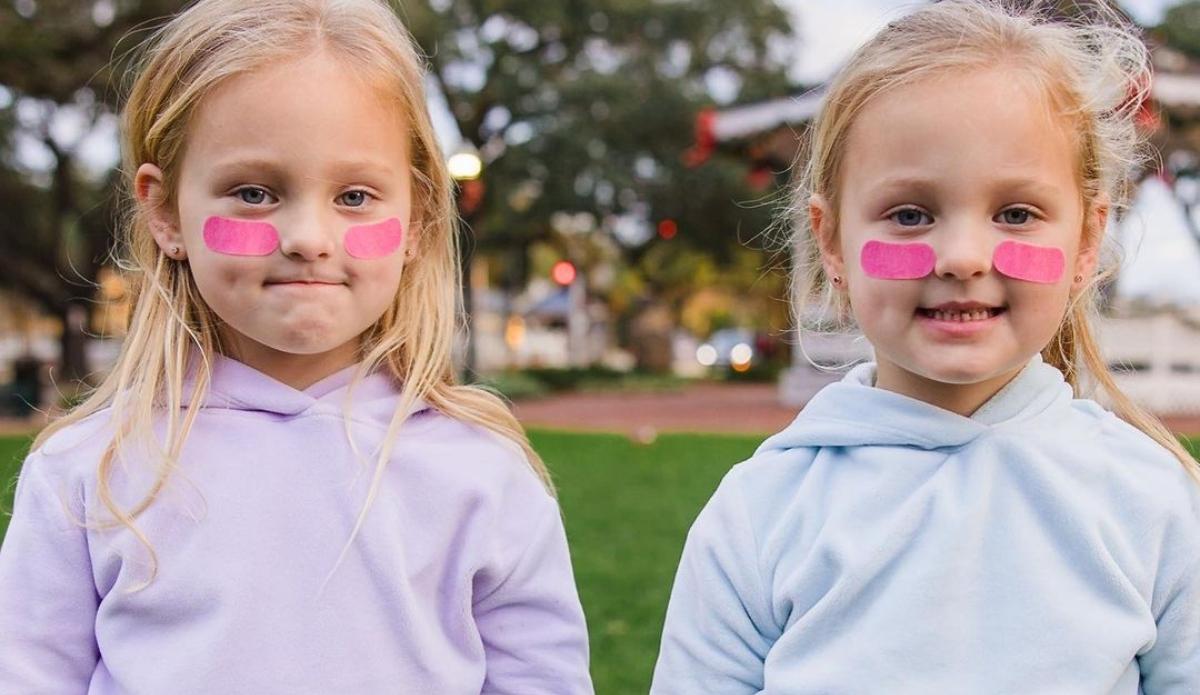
<box><xmin>323</xmin><ymin>159</ymin><xmax>399</xmax><ymax>180</ymax></box>
<box><xmin>208</xmin><ymin>158</ymin><xmax>400</xmax><ymax>183</ymax></box>
<box><xmin>209</xmin><ymin>158</ymin><xmax>286</xmax><ymax>179</ymax></box>
<box><xmin>872</xmin><ymin>176</ymin><xmax>1067</xmax><ymax>198</ymax></box>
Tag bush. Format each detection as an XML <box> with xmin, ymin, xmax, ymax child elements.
<box><xmin>476</xmin><ymin>372</ymin><xmax>550</xmax><ymax>401</ymax></box>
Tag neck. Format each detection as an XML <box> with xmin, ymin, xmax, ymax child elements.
<box><xmin>218</xmin><ymin>334</ymin><xmax>361</xmax><ymax>391</ymax></box>
<box><xmin>873</xmin><ymin>360</ymin><xmax>1024</xmax><ymax>417</ymax></box>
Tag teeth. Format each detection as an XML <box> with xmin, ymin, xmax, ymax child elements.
<box><xmin>929</xmin><ymin>309</ymin><xmax>993</xmax><ymax>321</ymax></box>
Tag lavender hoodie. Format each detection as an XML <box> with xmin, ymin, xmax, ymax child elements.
<box><xmin>0</xmin><ymin>356</ymin><xmax>593</xmax><ymax>694</ymax></box>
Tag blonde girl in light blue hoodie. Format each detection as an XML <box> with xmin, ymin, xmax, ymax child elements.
<box><xmin>653</xmin><ymin>2</ymin><xmax>1200</xmax><ymax>692</ymax></box>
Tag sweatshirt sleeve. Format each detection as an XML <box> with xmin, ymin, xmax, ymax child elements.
<box><xmin>651</xmin><ymin>467</ymin><xmax>779</xmax><ymax>695</ymax></box>
<box><xmin>0</xmin><ymin>451</ymin><xmax>100</xmax><ymax>692</ymax></box>
<box><xmin>1138</xmin><ymin>501</ymin><xmax>1200</xmax><ymax>693</ymax></box>
<box><xmin>473</xmin><ymin>485</ymin><xmax>593</xmax><ymax>695</ymax></box>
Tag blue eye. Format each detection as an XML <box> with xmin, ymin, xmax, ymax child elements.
<box><xmin>999</xmin><ymin>208</ymin><xmax>1033</xmax><ymax>225</ymax></box>
<box><xmin>338</xmin><ymin>190</ymin><xmax>369</xmax><ymax>207</ymax></box>
<box><xmin>236</xmin><ymin>187</ymin><xmax>270</xmax><ymax>205</ymax></box>
<box><xmin>892</xmin><ymin>208</ymin><xmax>931</xmax><ymax>226</ymax></box>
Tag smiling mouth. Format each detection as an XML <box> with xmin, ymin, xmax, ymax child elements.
<box><xmin>916</xmin><ymin>306</ymin><xmax>1007</xmax><ymax>322</ymax></box>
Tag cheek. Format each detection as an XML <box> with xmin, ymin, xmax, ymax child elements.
<box><xmin>847</xmin><ymin>278</ymin><xmax>920</xmax><ymax>325</ymax></box>
<box><xmin>1007</xmin><ymin>282</ymin><xmax>1072</xmax><ymax>334</ymax></box>
<box><xmin>188</xmin><ymin>255</ymin><xmax>263</xmax><ymax>303</ymax></box>
<box><xmin>348</xmin><ymin>257</ymin><xmax>406</xmax><ymax>297</ymax></box>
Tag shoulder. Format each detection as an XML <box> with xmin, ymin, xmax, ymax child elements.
<box><xmin>1070</xmin><ymin>399</ymin><xmax>1195</xmax><ymax>484</ymax></box>
<box><xmin>695</xmin><ymin>444</ymin><xmax>823</xmax><ymax>548</ymax></box>
<box><xmin>1067</xmin><ymin>398</ymin><xmax>1200</xmax><ymax>528</ymax></box>
<box><xmin>723</xmin><ymin>443</ymin><xmax>822</xmax><ymax>512</ymax></box>
<box><xmin>22</xmin><ymin>408</ymin><xmax>117</xmax><ymax>486</ymax></box>
<box><xmin>395</xmin><ymin>408</ymin><xmax>553</xmax><ymax>508</ymax></box>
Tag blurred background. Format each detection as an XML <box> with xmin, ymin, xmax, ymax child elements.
<box><xmin>1</xmin><ymin>1</ymin><xmax>1198</xmax><ymax>692</ymax></box>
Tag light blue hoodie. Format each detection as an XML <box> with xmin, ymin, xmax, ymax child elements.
<box><xmin>652</xmin><ymin>356</ymin><xmax>1200</xmax><ymax>694</ymax></box>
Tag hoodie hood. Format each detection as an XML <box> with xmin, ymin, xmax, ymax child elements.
<box><xmin>758</xmin><ymin>355</ymin><xmax>1074</xmax><ymax>454</ymax></box>
<box><xmin>182</xmin><ymin>355</ymin><xmax>430</xmax><ymax>423</ymax></box>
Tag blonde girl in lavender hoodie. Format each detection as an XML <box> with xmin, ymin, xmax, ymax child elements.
<box><xmin>0</xmin><ymin>1</ymin><xmax>592</xmax><ymax>692</ymax></box>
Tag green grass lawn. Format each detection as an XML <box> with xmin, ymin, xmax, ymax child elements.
<box><xmin>2</xmin><ymin>431</ymin><xmax>1198</xmax><ymax>694</ymax></box>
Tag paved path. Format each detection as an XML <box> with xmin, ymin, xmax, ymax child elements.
<box><xmin>514</xmin><ymin>382</ymin><xmax>795</xmax><ymax>437</ymax></box>
<box><xmin>1</xmin><ymin>387</ymin><xmax>1196</xmax><ymax>440</ymax></box>
<box><xmin>515</xmin><ymin>383</ymin><xmax>1200</xmax><ymax>439</ymax></box>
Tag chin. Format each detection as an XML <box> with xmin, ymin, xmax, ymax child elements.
<box><xmin>912</xmin><ymin>356</ymin><xmax>1026</xmax><ymax>387</ymax></box>
<box><xmin>256</xmin><ymin>329</ymin><xmax>357</xmax><ymax>357</ymax></box>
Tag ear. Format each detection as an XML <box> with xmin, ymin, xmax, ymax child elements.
<box><xmin>1074</xmin><ymin>194</ymin><xmax>1109</xmax><ymax>290</ymax></box>
<box><xmin>402</xmin><ymin>214</ymin><xmax>421</xmax><ymax>263</ymax></box>
<box><xmin>134</xmin><ymin>163</ymin><xmax>186</xmax><ymax>260</ymax></box>
<box><xmin>809</xmin><ymin>194</ymin><xmax>846</xmax><ymax>284</ymax></box>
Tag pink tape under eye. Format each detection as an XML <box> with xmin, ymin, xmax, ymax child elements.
<box><xmin>202</xmin><ymin>216</ymin><xmax>280</xmax><ymax>256</ymax></box>
<box><xmin>344</xmin><ymin>218</ymin><xmax>404</xmax><ymax>259</ymax></box>
<box><xmin>860</xmin><ymin>240</ymin><xmax>936</xmax><ymax>280</ymax></box>
<box><xmin>992</xmin><ymin>240</ymin><xmax>1064</xmax><ymax>284</ymax></box>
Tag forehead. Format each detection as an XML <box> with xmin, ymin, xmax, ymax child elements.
<box><xmin>183</xmin><ymin>49</ymin><xmax>410</xmax><ymax>170</ymax></box>
<box><xmin>838</xmin><ymin>67</ymin><xmax>1079</xmax><ymax>200</ymax></box>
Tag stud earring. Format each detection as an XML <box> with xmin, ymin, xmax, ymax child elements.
<box><xmin>170</xmin><ymin>245</ymin><xmax>180</xmax><ymax>258</ymax></box>
<box><xmin>1074</xmin><ymin>274</ymin><xmax>1084</xmax><ymax>283</ymax></box>
<box><xmin>831</xmin><ymin>275</ymin><xmax>843</xmax><ymax>286</ymax></box>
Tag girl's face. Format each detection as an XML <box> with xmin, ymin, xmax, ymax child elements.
<box><xmin>137</xmin><ymin>50</ymin><xmax>415</xmax><ymax>388</ymax></box>
<box><xmin>811</xmin><ymin>68</ymin><xmax>1105</xmax><ymax>414</ymax></box>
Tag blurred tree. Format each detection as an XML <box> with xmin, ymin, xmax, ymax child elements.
<box><xmin>1158</xmin><ymin>0</ymin><xmax>1200</xmax><ymax>59</ymax></box>
<box><xmin>0</xmin><ymin>0</ymin><xmax>184</xmax><ymax>387</ymax></box>
<box><xmin>404</xmin><ymin>0</ymin><xmax>798</xmax><ymax>298</ymax></box>
<box><xmin>405</xmin><ymin>1</ymin><xmax>799</xmax><ymax>372</ymax></box>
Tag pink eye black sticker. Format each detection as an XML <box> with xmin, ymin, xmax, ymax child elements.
<box><xmin>992</xmin><ymin>240</ymin><xmax>1065</xmax><ymax>284</ymax></box>
<box><xmin>343</xmin><ymin>218</ymin><xmax>404</xmax><ymax>259</ymax></box>
<box><xmin>202</xmin><ymin>216</ymin><xmax>280</xmax><ymax>256</ymax></box>
<box><xmin>860</xmin><ymin>238</ymin><xmax>1066</xmax><ymax>284</ymax></box>
<box><xmin>860</xmin><ymin>240</ymin><xmax>936</xmax><ymax>279</ymax></box>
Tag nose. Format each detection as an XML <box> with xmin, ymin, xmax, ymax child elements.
<box><xmin>276</xmin><ymin>207</ymin><xmax>336</xmax><ymax>261</ymax></box>
<box><xmin>933</xmin><ymin>222</ymin><xmax>992</xmax><ymax>281</ymax></box>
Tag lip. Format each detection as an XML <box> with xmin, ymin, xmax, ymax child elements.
<box><xmin>922</xmin><ymin>301</ymin><xmax>1002</xmax><ymax>312</ymax></box>
<box><xmin>915</xmin><ymin>302</ymin><xmax>1006</xmax><ymax>338</ymax></box>
<box><xmin>264</xmin><ymin>278</ymin><xmax>345</xmax><ymax>285</ymax></box>
<box><xmin>264</xmin><ymin>279</ymin><xmax>346</xmax><ymax>289</ymax></box>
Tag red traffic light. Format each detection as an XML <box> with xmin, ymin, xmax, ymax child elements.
<box><xmin>551</xmin><ymin>260</ymin><xmax>577</xmax><ymax>286</ymax></box>
<box><xmin>658</xmin><ymin>219</ymin><xmax>678</xmax><ymax>240</ymax></box>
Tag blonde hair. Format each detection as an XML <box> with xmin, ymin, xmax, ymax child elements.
<box><xmin>32</xmin><ymin>0</ymin><xmax>552</xmax><ymax>583</ymax></box>
<box><xmin>787</xmin><ymin>0</ymin><xmax>1198</xmax><ymax>475</ymax></box>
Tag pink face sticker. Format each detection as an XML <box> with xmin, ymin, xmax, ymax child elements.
<box><xmin>344</xmin><ymin>218</ymin><xmax>404</xmax><ymax>260</ymax></box>
<box><xmin>992</xmin><ymin>240</ymin><xmax>1065</xmax><ymax>284</ymax></box>
<box><xmin>860</xmin><ymin>240</ymin><xmax>936</xmax><ymax>280</ymax></box>
<box><xmin>202</xmin><ymin>216</ymin><xmax>280</xmax><ymax>256</ymax></box>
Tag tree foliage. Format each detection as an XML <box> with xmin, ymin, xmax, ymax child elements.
<box><xmin>404</xmin><ymin>0</ymin><xmax>798</xmax><ymax>289</ymax></box>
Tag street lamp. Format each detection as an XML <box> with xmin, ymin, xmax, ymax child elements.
<box><xmin>450</xmin><ymin>144</ymin><xmax>485</xmax><ymax>378</ymax></box>
<box><xmin>447</xmin><ymin>149</ymin><xmax>483</xmax><ymax>181</ymax></box>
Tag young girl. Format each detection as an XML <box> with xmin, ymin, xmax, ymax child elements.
<box><xmin>0</xmin><ymin>1</ymin><xmax>593</xmax><ymax>692</ymax></box>
<box><xmin>653</xmin><ymin>2</ymin><xmax>1200</xmax><ymax>692</ymax></box>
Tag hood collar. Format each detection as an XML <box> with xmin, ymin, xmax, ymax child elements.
<box><xmin>758</xmin><ymin>355</ymin><xmax>1073</xmax><ymax>454</ymax></box>
<box><xmin>181</xmin><ymin>354</ymin><xmax>428</xmax><ymax>419</ymax></box>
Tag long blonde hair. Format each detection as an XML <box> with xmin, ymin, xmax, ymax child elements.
<box><xmin>786</xmin><ymin>0</ymin><xmax>1198</xmax><ymax>475</ymax></box>
<box><xmin>33</xmin><ymin>0</ymin><xmax>552</xmax><ymax>583</ymax></box>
